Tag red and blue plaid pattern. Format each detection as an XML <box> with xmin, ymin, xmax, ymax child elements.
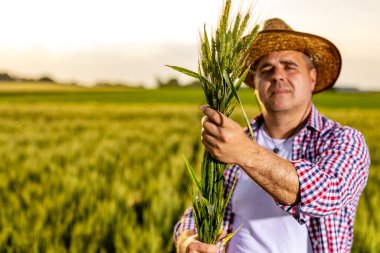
<box><xmin>174</xmin><ymin>105</ymin><xmax>370</xmax><ymax>252</ymax></box>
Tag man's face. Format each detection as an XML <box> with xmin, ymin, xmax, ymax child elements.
<box><xmin>253</xmin><ymin>50</ymin><xmax>316</xmax><ymax>113</ymax></box>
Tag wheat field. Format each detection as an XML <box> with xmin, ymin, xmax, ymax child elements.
<box><xmin>0</xmin><ymin>84</ymin><xmax>379</xmax><ymax>252</ymax></box>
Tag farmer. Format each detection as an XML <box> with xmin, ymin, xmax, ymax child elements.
<box><xmin>174</xmin><ymin>18</ymin><xmax>370</xmax><ymax>253</ymax></box>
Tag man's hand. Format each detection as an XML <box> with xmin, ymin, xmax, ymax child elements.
<box><xmin>177</xmin><ymin>229</ymin><xmax>228</xmax><ymax>253</ymax></box>
<box><xmin>201</xmin><ymin>105</ymin><xmax>255</xmax><ymax>165</ymax></box>
<box><xmin>176</xmin><ymin>230</ymin><xmax>217</xmax><ymax>253</ymax></box>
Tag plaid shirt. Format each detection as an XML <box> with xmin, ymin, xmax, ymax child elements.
<box><xmin>174</xmin><ymin>105</ymin><xmax>370</xmax><ymax>252</ymax></box>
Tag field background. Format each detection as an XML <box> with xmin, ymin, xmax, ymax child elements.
<box><xmin>0</xmin><ymin>82</ymin><xmax>379</xmax><ymax>252</ymax></box>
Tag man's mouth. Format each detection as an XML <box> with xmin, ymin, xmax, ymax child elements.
<box><xmin>271</xmin><ymin>88</ymin><xmax>290</xmax><ymax>95</ymax></box>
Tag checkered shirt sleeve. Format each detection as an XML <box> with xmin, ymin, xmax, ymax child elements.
<box><xmin>277</xmin><ymin>125</ymin><xmax>370</xmax><ymax>223</ymax></box>
<box><xmin>275</xmin><ymin>108</ymin><xmax>370</xmax><ymax>252</ymax></box>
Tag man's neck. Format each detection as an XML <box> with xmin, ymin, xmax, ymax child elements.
<box><xmin>262</xmin><ymin>105</ymin><xmax>312</xmax><ymax>139</ymax></box>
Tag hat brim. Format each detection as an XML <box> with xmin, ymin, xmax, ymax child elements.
<box><xmin>244</xmin><ymin>30</ymin><xmax>342</xmax><ymax>94</ymax></box>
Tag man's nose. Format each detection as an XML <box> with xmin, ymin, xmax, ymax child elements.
<box><xmin>272</xmin><ymin>67</ymin><xmax>285</xmax><ymax>82</ymax></box>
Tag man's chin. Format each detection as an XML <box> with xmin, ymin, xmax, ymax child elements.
<box><xmin>268</xmin><ymin>103</ymin><xmax>293</xmax><ymax>112</ymax></box>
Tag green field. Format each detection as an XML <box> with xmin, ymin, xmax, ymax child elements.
<box><xmin>0</xmin><ymin>83</ymin><xmax>379</xmax><ymax>252</ymax></box>
<box><xmin>1</xmin><ymin>82</ymin><xmax>380</xmax><ymax>108</ymax></box>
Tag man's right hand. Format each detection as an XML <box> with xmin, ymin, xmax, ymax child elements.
<box><xmin>176</xmin><ymin>230</ymin><xmax>218</xmax><ymax>253</ymax></box>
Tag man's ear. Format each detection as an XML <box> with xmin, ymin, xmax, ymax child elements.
<box><xmin>310</xmin><ymin>68</ymin><xmax>317</xmax><ymax>91</ymax></box>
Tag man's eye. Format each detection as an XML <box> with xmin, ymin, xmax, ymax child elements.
<box><xmin>286</xmin><ymin>64</ymin><xmax>297</xmax><ymax>70</ymax></box>
<box><xmin>260</xmin><ymin>66</ymin><xmax>272</xmax><ymax>73</ymax></box>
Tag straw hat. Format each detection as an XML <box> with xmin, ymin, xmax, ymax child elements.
<box><xmin>244</xmin><ymin>18</ymin><xmax>341</xmax><ymax>93</ymax></box>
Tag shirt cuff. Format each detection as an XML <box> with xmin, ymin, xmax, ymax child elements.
<box><xmin>274</xmin><ymin>159</ymin><xmax>314</xmax><ymax>224</ymax></box>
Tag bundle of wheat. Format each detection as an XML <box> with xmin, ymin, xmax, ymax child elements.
<box><xmin>167</xmin><ymin>0</ymin><xmax>259</xmax><ymax>245</ymax></box>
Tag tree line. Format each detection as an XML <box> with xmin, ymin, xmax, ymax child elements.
<box><xmin>0</xmin><ymin>72</ymin><xmax>55</xmax><ymax>83</ymax></box>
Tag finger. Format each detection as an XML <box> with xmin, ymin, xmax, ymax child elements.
<box><xmin>201</xmin><ymin>116</ymin><xmax>218</xmax><ymax>133</ymax></box>
<box><xmin>201</xmin><ymin>105</ymin><xmax>225</xmax><ymax>127</ymax></box>
<box><xmin>180</xmin><ymin>234</ymin><xmax>198</xmax><ymax>253</ymax></box>
<box><xmin>217</xmin><ymin>229</ymin><xmax>228</xmax><ymax>241</ymax></box>
<box><xmin>202</xmin><ymin>119</ymin><xmax>221</xmax><ymax>138</ymax></box>
<box><xmin>201</xmin><ymin>116</ymin><xmax>208</xmax><ymax>126</ymax></box>
<box><xmin>201</xmin><ymin>129</ymin><xmax>221</xmax><ymax>150</ymax></box>
<box><xmin>188</xmin><ymin>241</ymin><xmax>217</xmax><ymax>253</ymax></box>
<box><xmin>188</xmin><ymin>249</ymin><xmax>200</xmax><ymax>253</ymax></box>
<box><xmin>201</xmin><ymin>136</ymin><xmax>214</xmax><ymax>154</ymax></box>
<box><xmin>177</xmin><ymin>231</ymin><xmax>193</xmax><ymax>252</ymax></box>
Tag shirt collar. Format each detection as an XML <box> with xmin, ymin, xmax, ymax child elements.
<box><xmin>306</xmin><ymin>104</ymin><xmax>323</xmax><ymax>132</ymax></box>
<box><xmin>250</xmin><ymin>104</ymin><xmax>323</xmax><ymax>133</ymax></box>
<box><xmin>250</xmin><ymin>114</ymin><xmax>264</xmax><ymax>132</ymax></box>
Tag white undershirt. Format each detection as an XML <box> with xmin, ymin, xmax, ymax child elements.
<box><xmin>228</xmin><ymin>124</ymin><xmax>312</xmax><ymax>253</ymax></box>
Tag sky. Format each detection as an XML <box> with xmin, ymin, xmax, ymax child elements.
<box><xmin>1</xmin><ymin>0</ymin><xmax>379</xmax><ymax>91</ymax></box>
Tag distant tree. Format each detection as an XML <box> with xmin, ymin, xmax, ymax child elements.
<box><xmin>38</xmin><ymin>76</ymin><xmax>55</xmax><ymax>83</ymax></box>
<box><xmin>157</xmin><ymin>77</ymin><xmax>181</xmax><ymax>88</ymax></box>
<box><xmin>167</xmin><ymin>78</ymin><xmax>180</xmax><ymax>87</ymax></box>
<box><xmin>0</xmin><ymin>72</ymin><xmax>15</xmax><ymax>81</ymax></box>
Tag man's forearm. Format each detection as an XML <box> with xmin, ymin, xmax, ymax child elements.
<box><xmin>238</xmin><ymin>143</ymin><xmax>300</xmax><ymax>205</ymax></box>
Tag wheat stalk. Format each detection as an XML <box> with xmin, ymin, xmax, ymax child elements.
<box><xmin>167</xmin><ymin>0</ymin><xmax>259</xmax><ymax>244</ymax></box>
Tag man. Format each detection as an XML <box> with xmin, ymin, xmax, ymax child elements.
<box><xmin>174</xmin><ymin>18</ymin><xmax>370</xmax><ymax>253</ymax></box>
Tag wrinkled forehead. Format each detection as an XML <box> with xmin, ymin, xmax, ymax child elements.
<box><xmin>254</xmin><ymin>50</ymin><xmax>309</xmax><ymax>68</ymax></box>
